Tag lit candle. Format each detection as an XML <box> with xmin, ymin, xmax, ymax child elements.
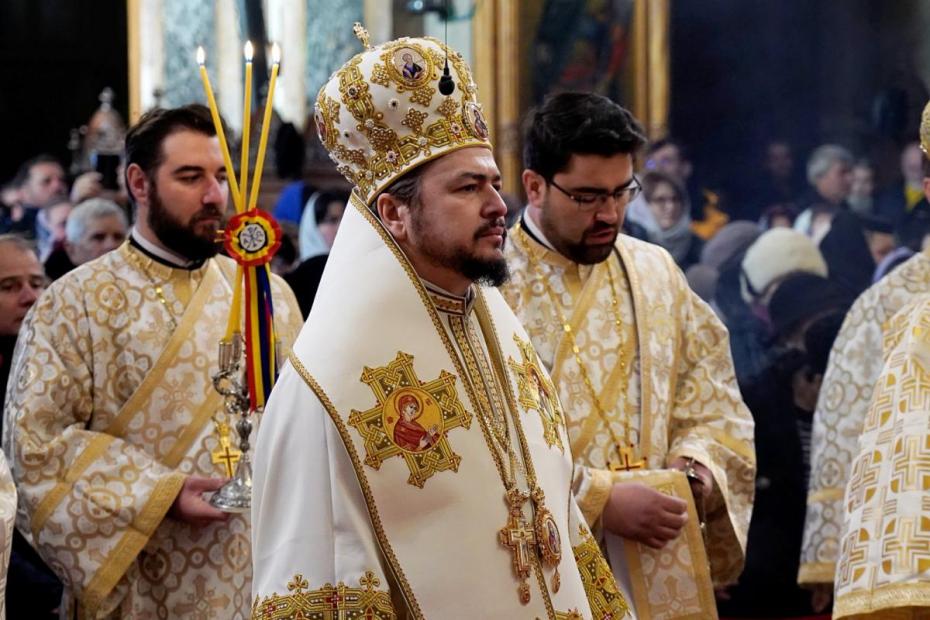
<box><xmin>197</xmin><ymin>46</ymin><xmax>242</xmax><ymax>211</ymax></box>
<box><xmin>240</xmin><ymin>41</ymin><xmax>254</xmax><ymax>213</ymax></box>
<box><xmin>248</xmin><ymin>43</ymin><xmax>281</xmax><ymax>211</ymax></box>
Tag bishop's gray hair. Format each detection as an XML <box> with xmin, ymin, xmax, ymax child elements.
<box><xmin>66</xmin><ymin>198</ymin><xmax>128</xmax><ymax>244</ymax></box>
<box><xmin>807</xmin><ymin>144</ymin><xmax>853</xmax><ymax>185</ymax></box>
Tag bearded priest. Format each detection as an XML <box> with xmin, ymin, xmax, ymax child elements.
<box><xmin>501</xmin><ymin>92</ymin><xmax>755</xmax><ymax>619</ymax></box>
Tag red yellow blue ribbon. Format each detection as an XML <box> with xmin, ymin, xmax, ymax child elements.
<box><xmin>223</xmin><ymin>209</ymin><xmax>282</xmax><ymax>409</ymax></box>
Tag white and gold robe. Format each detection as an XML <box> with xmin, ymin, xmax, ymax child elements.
<box><xmin>2</xmin><ymin>242</ymin><xmax>302</xmax><ymax>619</ymax></box>
<box><xmin>251</xmin><ymin>195</ymin><xmax>630</xmax><ymax>619</ymax></box>
<box><xmin>0</xmin><ymin>451</ymin><xmax>15</xmax><ymax>620</ymax></box>
<box><xmin>800</xmin><ymin>249</ymin><xmax>930</xmax><ymax>587</ymax></box>
<box><xmin>834</xmin><ymin>292</ymin><xmax>930</xmax><ymax>618</ymax></box>
<box><xmin>502</xmin><ymin>222</ymin><xmax>756</xmax><ymax>620</ymax></box>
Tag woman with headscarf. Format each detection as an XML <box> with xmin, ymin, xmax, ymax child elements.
<box><xmin>628</xmin><ymin>170</ymin><xmax>703</xmax><ymax>269</ymax></box>
<box><xmin>285</xmin><ymin>189</ymin><xmax>349</xmax><ymax>317</ymax></box>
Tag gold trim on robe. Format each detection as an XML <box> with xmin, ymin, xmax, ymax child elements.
<box><xmin>502</xmin><ymin>224</ymin><xmax>755</xmax><ymax>619</ymax></box>
<box><xmin>4</xmin><ymin>242</ymin><xmax>303</xmax><ymax>619</ymax></box>
<box><xmin>800</xmin><ymin>250</ymin><xmax>930</xmax><ymax>587</ymax></box>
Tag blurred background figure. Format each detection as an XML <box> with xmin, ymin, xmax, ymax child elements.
<box><xmin>721</xmin><ymin>274</ymin><xmax>848</xmax><ymax>618</ymax></box>
<box><xmin>875</xmin><ymin>141</ymin><xmax>925</xmax><ymax>227</ymax></box>
<box><xmin>43</xmin><ymin>198</ymin><xmax>128</xmax><ymax>281</ymax></box>
<box><xmin>643</xmin><ymin>137</ymin><xmax>728</xmax><ymax>239</ymax></box>
<box><xmin>817</xmin><ymin>211</ymin><xmax>878</xmax><ymax>298</ymax></box>
<box><xmin>0</xmin><ymin>235</ymin><xmax>60</xmax><ymax>620</ymax></box>
<box><xmin>35</xmin><ymin>199</ymin><xmax>72</xmax><ymax>262</ymax></box>
<box><xmin>847</xmin><ymin>159</ymin><xmax>876</xmax><ymax>216</ymax></box>
<box><xmin>634</xmin><ymin>170</ymin><xmax>703</xmax><ymax>269</ymax></box>
<box><xmin>3</xmin><ymin>156</ymin><xmax>67</xmax><ymax>239</ymax></box>
<box><xmin>794</xmin><ymin>145</ymin><xmax>853</xmax><ymax>239</ymax></box>
<box><xmin>743</xmin><ymin>139</ymin><xmax>803</xmax><ymax>221</ymax></box>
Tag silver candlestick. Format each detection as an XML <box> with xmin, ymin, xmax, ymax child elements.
<box><xmin>209</xmin><ymin>336</ymin><xmax>254</xmax><ymax>512</ymax></box>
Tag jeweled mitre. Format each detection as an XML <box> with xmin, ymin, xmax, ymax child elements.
<box><xmin>314</xmin><ymin>24</ymin><xmax>493</xmax><ymax>205</ymax></box>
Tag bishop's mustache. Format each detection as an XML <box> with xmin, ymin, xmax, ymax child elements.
<box><xmin>474</xmin><ymin>218</ymin><xmax>507</xmax><ymax>241</ymax></box>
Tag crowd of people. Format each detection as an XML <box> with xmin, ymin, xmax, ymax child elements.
<box><xmin>1</xmin><ymin>25</ymin><xmax>930</xmax><ymax>620</ymax></box>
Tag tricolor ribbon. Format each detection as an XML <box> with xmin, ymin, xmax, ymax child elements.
<box><xmin>223</xmin><ymin>208</ymin><xmax>283</xmax><ymax>409</ymax></box>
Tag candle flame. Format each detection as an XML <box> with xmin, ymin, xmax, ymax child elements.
<box><xmin>244</xmin><ymin>41</ymin><xmax>254</xmax><ymax>62</ymax></box>
<box><xmin>271</xmin><ymin>43</ymin><xmax>281</xmax><ymax>64</ymax></box>
<box><xmin>196</xmin><ymin>46</ymin><xmax>205</xmax><ymax>65</ymax></box>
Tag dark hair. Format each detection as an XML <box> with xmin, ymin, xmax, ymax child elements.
<box><xmin>923</xmin><ymin>153</ymin><xmax>930</xmax><ymax>179</ymax></box>
<box><xmin>523</xmin><ymin>92</ymin><xmax>646</xmax><ymax>181</ymax></box>
<box><xmin>376</xmin><ymin>164</ymin><xmax>427</xmax><ymax>211</ymax></box>
<box><xmin>124</xmin><ymin>104</ymin><xmax>218</xmax><ymax>202</ymax></box>
<box><xmin>13</xmin><ymin>154</ymin><xmax>62</xmax><ymax>187</ymax></box>
<box><xmin>313</xmin><ymin>189</ymin><xmax>351</xmax><ymax>223</ymax></box>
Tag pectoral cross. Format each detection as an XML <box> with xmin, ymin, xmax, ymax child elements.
<box><xmin>211</xmin><ymin>423</ymin><xmax>242</xmax><ymax>477</ymax></box>
<box><xmin>609</xmin><ymin>444</ymin><xmax>645</xmax><ymax>472</ymax></box>
<box><xmin>498</xmin><ymin>488</ymin><xmax>535</xmax><ymax>605</ymax></box>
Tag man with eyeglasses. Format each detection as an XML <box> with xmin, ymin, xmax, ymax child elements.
<box><xmin>501</xmin><ymin>92</ymin><xmax>755</xmax><ymax>619</ymax></box>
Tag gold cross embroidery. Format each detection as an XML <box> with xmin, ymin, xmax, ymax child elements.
<box><xmin>508</xmin><ymin>335</ymin><xmax>565</xmax><ymax>451</ymax></box>
<box><xmin>348</xmin><ymin>352</ymin><xmax>472</xmax><ymax>488</ymax></box>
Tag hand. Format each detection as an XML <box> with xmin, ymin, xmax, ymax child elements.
<box><xmin>669</xmin><ymin>456</ymin><xmax>713</xmax><ymax>504</ymax></box>
<box><xmin>601</xmin><ymin>481</ymin><xmax>688</xmax><ymax>549</ymax></box>
<box><xmin>810</xmin><ymin>583</ymin><xmax>832</xmax><ymax>613</ymax></box>
<box><xmin>70</xmin><ymin>172</ymin><xmax>103</xmax><ymax>203</ymax></box>
<box><xmin>168</xmin><ymin>476</ymin><xmax>229</xmax><ymax>526</ymax></box>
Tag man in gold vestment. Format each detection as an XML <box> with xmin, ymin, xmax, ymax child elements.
<box><xmin>833</xmin><ymin>292</ymin><xmax>930</xmax><ymax>617</ymax></box>
<box><xmin>2</xmin><ymin>105</ymin><xmax>302</xmax><ymax>619</ymax></box>
<box><xmin>800</xmin><ymin>101</ymin><xmax>930</xmax><ymax>612</ymax></box>
<box><xmin>502</xmin><ymin>93</ymin><xmax>755</xmax><ymax>619</ymax></box>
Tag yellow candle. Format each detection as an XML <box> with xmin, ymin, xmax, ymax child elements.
<box><xmin>197</xmin><ymin>46</ymin><xmax>242</xmax><ymax>210</ymax></box>
<box><xmin>240</xmin><ymin>41</ymin><xmax>253</xmax><ymax>214</ymax></box>
<box><xmin>224</xmin><ymin>265</ymin><xmax>244</xmax><ymax>340</ymax></box>
<box><xmin>248</xmin><ymin>43</ymin><xmax>280</xmax><ymax>211</ymax></box>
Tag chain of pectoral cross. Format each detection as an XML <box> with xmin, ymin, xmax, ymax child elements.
<box><xmin>523</xmin><ymin>231</ymin><xmax>645</xmax><ymax>472</ymax></box>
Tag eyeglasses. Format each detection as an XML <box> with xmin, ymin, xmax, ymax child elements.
<box><xmin>548</xmin><ymin>177</ymin><xmax>642</xmax><ymax>210</ymax></box>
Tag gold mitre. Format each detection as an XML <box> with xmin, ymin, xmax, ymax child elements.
<box><xmin>922</xmin><ymin>99</ymin><xmax>930</xmax><ymax>157</ymax></box>
<box><xmin>314</xmin><ymin>23</ymin><xmax>492</xmax><ymax>205</ymax></box>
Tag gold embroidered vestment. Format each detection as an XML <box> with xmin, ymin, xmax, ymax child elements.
<box><xmin>834</xmin><ymin>292</ymin><xmax>930</xmax><ymax>617</ymax></box>
<box><xmin>800</xmin><ymin>249</ymin><xmax>930</xmax><ymax>587</ymax></box>
<box><xmin>3</xmin><ymin>243</ymin><xmax>302</xmax><ymax>619</ymax></box>
<box><xmin>502</xmin><ymin>225</ymin><xmax>756</xmax><ymax>619</ymax></box>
